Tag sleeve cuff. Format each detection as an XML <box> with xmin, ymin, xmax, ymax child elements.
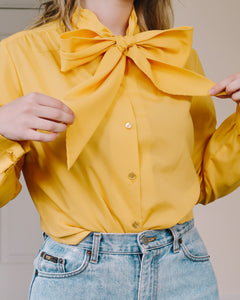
<box><xmin>0</xmin><ymin>134</ymin><xmax>28</xmax><ymax>174</ymax></box>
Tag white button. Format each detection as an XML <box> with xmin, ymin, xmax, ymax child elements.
<box><xmin>125</xmin><ymin>122</ymin><xmax>132</xmax><ymax>129</ymax></box>
<box><xmin>128</xmin><ymin>172</ymin><xmax>136</xmax><ymax>180</ymax></box>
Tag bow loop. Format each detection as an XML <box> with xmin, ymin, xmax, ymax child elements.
<box><xmin>134</xmin><ymin>27</ymin><xmax>193</xmax><ymax>68</ymax></box>
<box><xmin>59</xmin><ymin>8</ymin><xmax>218</xmax><ymax>169</ymax></box>
<box><xmin>60</xmin><ymin>29</ymin><xmax>115</xmax><ymax>72</ymax></box>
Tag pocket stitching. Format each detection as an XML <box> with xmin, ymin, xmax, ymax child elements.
<box><xmin>181</xmin><ymin>242</ymin><xmax>210</xmax><ymax>262</ymax></box>
<box><xmin>38</xmin><ymin>256</ymin><xmax>65</xmax><ymax>273</ymax></box>
<box><xmin>37</xmin><ymin>250</ymin><xmax>91</xmax><ymax>278</ymax></box>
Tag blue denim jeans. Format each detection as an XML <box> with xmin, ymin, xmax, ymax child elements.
<box><xmin>29</xmin><ymin>219</ymin><xmax>219</xmax><ymax>299</ymax></box>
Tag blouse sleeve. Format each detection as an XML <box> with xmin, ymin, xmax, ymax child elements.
<box><xmin>0</xmin><ymin>39</ymin><xmax>30</xmax><ymax>207</ymax></box>
<box><xmin>189</xmin><ymin>49</ymin><xmax>240</xmax><ymax>205</ymax></box>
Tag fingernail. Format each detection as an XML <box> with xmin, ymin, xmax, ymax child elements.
<box><xmin>209</xmin><ymin>88</ymin><xmax>215</xmax><ymax>95</ymax></box>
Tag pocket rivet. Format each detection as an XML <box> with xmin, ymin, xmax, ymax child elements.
<box><xmin>40</xmin><ymin>251</ymin><xmax>45</xmax><ymax>258</ymax></box>
<box><xmin>59</xmin><ymin>258</ymin><xmax>63</xmax><ymax>264</ymax></box>
<box><xmin>87</xmin><ymin>250</ymin><xmax>92</xmax><ymax>255</ymax></box>
<box><xmin>35</xmin><ymin>270</ymin><xmax>38</xmax><ymax>276</ymax></box>
<box><xmin>179</xmin><ymin>238</ymin><xmax>182</xmax><ymax>244</ymax></box>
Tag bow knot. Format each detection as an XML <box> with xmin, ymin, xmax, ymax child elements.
<box><xmin>59</xmin><ymin>8</ymin><xmax>217</xmax><ymax>170</ymax></box>
<box><xmin>115</xmin><ymin>35</ymin><xmax>135</xmax><ymax>54</ymax></box>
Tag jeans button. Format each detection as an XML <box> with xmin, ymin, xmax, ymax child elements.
<box><xmin>141</xmin><ymin>235</ymin><xmax>157</xmax><ymax>245</ymax></box>
<box><xmin>141</xmin><ymin>236</ymin><xmax>149</xmax><ymax>245</ymax></box>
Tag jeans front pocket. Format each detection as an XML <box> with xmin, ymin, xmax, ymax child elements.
<box><xmin>180</xmin><ymin>227</ymin><xmax>210</xmax><ymax>262</ymax></box>
<box><xmin>34</xmin><ymin>236</ymin><xmax>92</xmax><ymax>279</ymax></box>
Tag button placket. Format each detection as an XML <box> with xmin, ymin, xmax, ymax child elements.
<box><xmin>124</xmin><ymin>120</ymin><xmax>137</xmax><ymax>182</ymax></box>
<box><xmin>119</xmin><ymin>91</ymin><xmax>141</xmax><ymax>230</ymax></box>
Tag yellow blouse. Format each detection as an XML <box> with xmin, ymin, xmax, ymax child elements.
<box><xmin>0</xmin><ymin>8</ymin><xmax>240</xmax><ymax>245</ymax></box>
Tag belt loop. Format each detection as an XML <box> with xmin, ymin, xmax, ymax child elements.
<box><xmin>169</xmin><ymin>227</ymin><xmax>180</xmax><ymax>254</ymax></box>
<box><xmin>42</xmin><ymin>232</ymin><xmax>48</xmax><ymax>241</ymax></box>
<box><xmin>90</xmin><ymin>233</ymin><xmax>102</xmax><ymax>264</ymax></box>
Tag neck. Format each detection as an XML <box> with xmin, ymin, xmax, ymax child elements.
<box><xmin>80</xmin><ymin>0</ymin><xmax>134</xmax><ymax>35</ymax></box>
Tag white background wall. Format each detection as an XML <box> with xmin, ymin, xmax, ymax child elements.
<box><xmin>172</xmin><ymin>1</ymin><xmax>240</xmax><ymax>299</ymax></box>
<box><xmin>0</xmin><ymin>0</ymin><xmax>239</xmax><ymax>299</ymax></box>
<box><xmin>0</xmin><ymin>2</ymin><xmax>42</xmax><ymax>300</ymax></box>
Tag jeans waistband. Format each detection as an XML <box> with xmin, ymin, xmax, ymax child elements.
<box><xmin>78</xmin><ymin>219</ymin><xmax>194</xmax><ymax>263</ymax></box>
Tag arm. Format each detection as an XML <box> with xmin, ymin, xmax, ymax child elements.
<box><xmin>0</xmin><ymin>40</ymin><xmax>29</xmax><ymax>207</ymax></box>
<box><xmin>0</xmin><ymin>39</ymin><xmax>75</xmax><ymax>207</ymax></box>
<box><xmin>189</xmin><ymin>50</ymin><xmax>240</xmax><ymax>204</ymax></box>
<box><xmin>0</xmin><ymin>137</ymin><xmax>28</xmax><ymax>207</ymax></box>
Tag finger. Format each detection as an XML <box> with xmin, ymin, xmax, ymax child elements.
<box><xmin>34</xmin><ymin>105</ymin><xmax>75</xmax><ymax>124</ymax></box>
<box><xmin>30</xmin><ymin>117</ymin><xmax>67</xmax><ymax>133</ymax></box>
<box><xmin>209</xmin><ymin>74</ymin><xmax>237</xmax><ymax>96</ymax></box>
<box><xmin>225</xmin><ymin>78</ymin><xmax>240</xmax><ymax>95</ymax></box>
<box><xmin>232</xmin><ymin>90</ymin><xmax>240</xmax><ymax>102</ymax></box>
<box><xmin>24</xmin><ymin>129</ymin><xmax>59</xmax><ymax>142</ymax></box>
<box><xmin>29</xmin><ymin>93</ymin><xmax>75</xmax><ymax>116</ymax></box>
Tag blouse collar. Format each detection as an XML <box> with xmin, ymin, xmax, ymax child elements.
<box><xmin>70</xmin><ymin>6</ymin><xmax>140</xmax><ymax>36</ymax></box>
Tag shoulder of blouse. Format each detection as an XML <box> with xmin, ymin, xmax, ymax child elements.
<box><xmin>1</xmin><ymin>19</ymin><xmax>63</xmax><ymax>53</ymax></box>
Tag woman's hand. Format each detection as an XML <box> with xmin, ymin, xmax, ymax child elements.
<box><xmin>0</xmin><ymin>92</ymin><xmax>75</xmax><ymax>142</ymax></box>
<box><xmin>210</xmin><ymin>73</ymin><xmax>240</xmax><ymax>104</ymax></box>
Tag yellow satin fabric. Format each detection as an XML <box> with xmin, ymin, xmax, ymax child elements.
<box><xmin>0</xmin><ymin>7</ymin><xmax>240</xmax><ymax>245</ymax></box>
<box><xmin>60</xmin><ymin>9</ymin><xmax>216</xmax><ymax>169</ymax></box>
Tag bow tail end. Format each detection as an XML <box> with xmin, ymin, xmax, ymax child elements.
<box><xmin>65</xmin><ymin>123</ymin><xmax>86</xmax><ymax>170</ymax></box>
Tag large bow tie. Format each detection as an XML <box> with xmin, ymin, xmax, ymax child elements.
<box><xmin>60</xmin><ymin>9</ymin><xmax>216</xmax><ymax>169</ymax></box>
